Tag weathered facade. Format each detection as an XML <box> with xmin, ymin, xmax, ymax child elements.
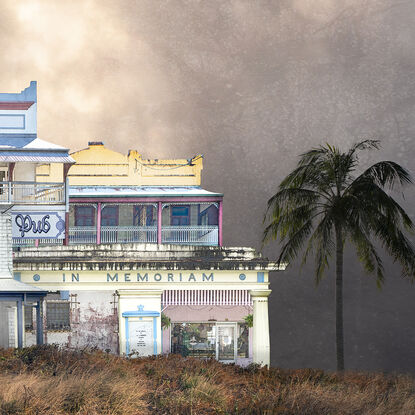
<box><xmin>15</xmin><ymin>244</ymin><xmax>280</xmax><ymax>365</ymax></box>
<box><xmin>8</xmin><ymin>138</ymin><xmax>282</xmax><ymax>366</ymax></box>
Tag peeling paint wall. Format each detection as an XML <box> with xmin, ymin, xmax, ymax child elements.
<box><xmin>26</xmin><ymin>291</ymin><xmax>118</xmax><ymax>353</ymax></box>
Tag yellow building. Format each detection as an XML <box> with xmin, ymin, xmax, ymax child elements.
<box><xmin>37</xmin><ymin>141</ymin><xmax>203</xmax><ymax>187</ymax></box>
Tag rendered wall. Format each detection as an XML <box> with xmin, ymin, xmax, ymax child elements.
<box><xmin>26</xmin><ymin>291</ymin><xmax>118</xmax><ymax>353</ymax></box>
<box><xmin>37</xmin><ymin>142</ymin><xmax>203</xmax><ymax>186</ymax></box>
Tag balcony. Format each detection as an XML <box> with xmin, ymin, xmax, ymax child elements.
<box><xmin>0</xmin><ymin>181</ymin><xmax>65</xmax><ymax>204</ymax></box>
<box><xmin>12</xmin><ymin>200</ymin><xmax>222</xmax><ymax>247</ymax></box>
<box><xmin>13</xmin><ymin>225</ymin><xmax>219</xmax><ymax>246</ymax></box>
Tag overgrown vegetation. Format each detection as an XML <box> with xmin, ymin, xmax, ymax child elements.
<box><xmin>0</xmin><ymin>345</ymin><xmax>414</xmax><ymax>414</ymax></box>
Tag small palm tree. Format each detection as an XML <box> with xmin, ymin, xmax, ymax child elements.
<box><xmin>263</xmin><ymin>140</ymin><xmax>415</xmax><ymax>371</ymax></box>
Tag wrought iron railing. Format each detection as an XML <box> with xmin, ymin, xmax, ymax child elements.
<box><xmin>13</xmin><ymin>238</ymin><xmax>63</xmax><ymax>247</ymax></box>
<box><xmin>68</xmin><ymin>226</ymin><xmax>97</xmax><ymax>244</ymax></box>
<box><xmin>13</xmin><ymin>225</ymin><xmax>219</xmax><ymax>246</ymax></box>
<box><xmin>161</xmin><ymin>226</ymin><xmax>218</xmax><ymax>245</ymax></box>
<box><xmin>101</xmin><ymin>226</ymin><xmax>157</xmax><ymax>243</ymax></box>
<box><xmin>0</xmin><ymin>181</ymin><xmax>65</xmax><ymax>204</ymax></box>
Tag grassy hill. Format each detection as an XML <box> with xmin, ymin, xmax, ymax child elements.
<box><xmin>0</xmin><ymin>345</ymin><xmax>414</xmax><ymax>414</ymax></box>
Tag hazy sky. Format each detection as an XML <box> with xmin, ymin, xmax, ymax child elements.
<box><xmin>2</xmin><ymin>0</ymin><xmax>414</xmax><ymax>247</ymax></box>
<box><xmin>2</xmin><ymin>0</ymin><xmax>415</xmax><ymax>371</ymax></box>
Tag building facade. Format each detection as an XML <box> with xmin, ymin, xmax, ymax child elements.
<box><xmin>0</xmin><ymin>82</ymin><xmax>72</xmax><ymax>349</ymax></box>
<box><xmin>8</xmin><ymin>128</ymin><xmax>282</xmax><ymax>366</ymax></box>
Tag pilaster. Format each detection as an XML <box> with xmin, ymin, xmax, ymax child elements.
<box><xmin>250</xmin><ymin>289</ymin><xmax>272</xmax><ymax>367</ymax></box>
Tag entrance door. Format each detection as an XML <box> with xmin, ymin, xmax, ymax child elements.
<box><xmin>216</xmin><ymin>323</ymin><xmax>237</xmax><ymax>362</ymax></box>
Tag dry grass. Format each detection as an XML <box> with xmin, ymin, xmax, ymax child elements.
<box><xmin>0</xmin><ymin>345</ymin><xmax>414</xmax><ymax>414</ymax></box>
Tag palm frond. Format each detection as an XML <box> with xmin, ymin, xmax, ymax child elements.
<box><xmin>355</xmin><ymin>161</ymin><xmax>413</xmax><ymax>190</ymax></box>
<box><xmin>346</xmin><ymin>222</ymin><xmax>385</xmax><ymax>288</ymax></box>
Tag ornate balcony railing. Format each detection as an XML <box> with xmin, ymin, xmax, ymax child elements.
<box><xmin>13</xmin><ymin>238</ymin><xmax>63</xmax><ymax>247</ymax></box>
<box><xmin>13</xmin><ymin>225</ymin><xmax>219</xmax><ymax>247</ymax></box>
<box><xmin>68</xmin><ymin>226</ymin><xmax>97</xmax><ymax>244</ymax></box>
<box><xmin>101</xmin><ymin>226</ymin><xmax>157</xmax><ymax>244</ymax></box>
<box><xmin>0</xmin><ymin>181</ymin><xmax>65</xmax><ymax>204</ymax></box>
<box><xmin>162</xmin><ymin>226</ymin><xmax>218</xmax><ymax>245</ymax></box>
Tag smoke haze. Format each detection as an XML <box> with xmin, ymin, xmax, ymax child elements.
<box><xmin>2</xmin><ymin>0</ymin><xmax>415</xmax><ymax>371</ymax></box>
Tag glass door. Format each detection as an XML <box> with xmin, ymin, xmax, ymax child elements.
<box><xmin>216</xmin><ymin>323</ymin><xmax>237</xmax><ymax>362</ymax></box>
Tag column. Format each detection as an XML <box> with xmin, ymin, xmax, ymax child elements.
<box><xmin>96</xmin><ymin>202</ymin><xmax>102</xmax><ymax>244</ymax></box>
<box><xmin>250</xmin><ymin>289</ymin><xmax>272</xmax><ymax>367</ymax></box>
<box><xmin>36</xmin><ymin>300</ymin><xmax>44</xmax><ymax>345</ymax></box>
<box><xmin>16</xmin><ymin>298</ymin><xmax>23</xmax><ymax>348</ymax></box>
<box><xmin>64</xmin><ymin>176</ymin><xmax>70</xmax><ymax>246</ymax></box>
<box><xmin>157</xmin><ymin>202</ymin><xmax>162</xmax><ymax>245</ymax></box>
<box><xmin>218</xmin><ymin>201</ymin><xmax>223</xmax><ymax>247</ymax></box>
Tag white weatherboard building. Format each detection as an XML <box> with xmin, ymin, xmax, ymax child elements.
<box><xmin>0</xmin><ymin>82</ymin><xmax>73</xmax><ymax>348</ymax></box>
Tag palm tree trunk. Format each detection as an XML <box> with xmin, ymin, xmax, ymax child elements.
<box><xmin>335</xmin><ymin>223</ymin><xmax>344</xmax><ymax>371</ymax></box>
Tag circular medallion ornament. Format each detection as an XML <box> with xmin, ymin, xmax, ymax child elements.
<box><xmin>56</xmin><ymin>219</ymin><xmax>65</xmax><ymax>232</ymax></box>
<box><xmin>239</xmin><ymin>273</ymin><xmax>246</xmax><ymax>281</ymax></box>
<box><xmin>33</xmin><ymin>274</ymin><xmax>40</xmax><ymax>281</ymax></box>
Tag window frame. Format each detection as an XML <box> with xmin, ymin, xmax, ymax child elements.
<box><xmin>74</xmin><ymin>205</ymin><xmax>95</xmax><ymax>227</ymax></box>
<box><xmin>101</xmin><ymin>205</ymin><xmax>119</xmax><ymax>226</ymax></box>
<box><xmin>46</xmin><ymin>301</ymin><xmax>71</xmax><ymax>331</ymax></box>
<box><xmin>170</xmin><ymin>205</ymin><xmax>190</xmax><ymax>226</ymax></box>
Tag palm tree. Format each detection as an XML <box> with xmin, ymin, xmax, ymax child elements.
<box><xmin>263</xmin><ymin>140</ymin><xmax>415</xmax><ymax>371</ymax></box>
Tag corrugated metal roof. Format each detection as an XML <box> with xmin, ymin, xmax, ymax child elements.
<box><xmin>0</xmin><ymin>278</ymin><xmax>47</xmax><ymax>293</ymax></box>
<box><xmin>70</xmin><ymin>186</ymin><xmax>223</xmax><ymax>198</ymax></box>
<box><xmin>0</xmin><ymin>155</ymin><xmax>74</xmax><ymax>164</ymax></box>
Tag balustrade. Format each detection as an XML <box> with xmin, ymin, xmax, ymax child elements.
<box><xmin>0</xmin><ymin>182</ymin><xmax>65</xmax><ymax>204</ymax></box>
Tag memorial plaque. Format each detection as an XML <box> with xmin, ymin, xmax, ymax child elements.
<box><xmin>128</xmin><ymin>320</ymin><xmax>154</xmax><ymax>356</ymax></box>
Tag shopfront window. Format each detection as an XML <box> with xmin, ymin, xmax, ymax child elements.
<box><xmin>171</xmin><ymin>322</ymin><xmax>249</xmax><ymax>361</ymax></box>
<box><xmin>171</xmin><ymin>323</ymin><xmax>216</xmax><ymax>358</ymax></box>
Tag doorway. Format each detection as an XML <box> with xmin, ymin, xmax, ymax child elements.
<box><xmin>171</xmin><ymin>322</ymin><xmax>241</xmax><ymax>363</ymax></box>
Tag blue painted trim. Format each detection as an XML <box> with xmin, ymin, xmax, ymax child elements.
<box><xmin>36</xmin><ymin>301</ymin><xmax>43</xmax><ymax>345</ymax></box>
<box><xmin>60</xmin><ymin>291</ymin><xmax>70</xmax><ymax>300</ymax></box>
<box><xmin>122</xmin><ymin>310</ymin><xmax>160</xmax><ymax>317</ymax></box>
<box><xmin>257</xmin><ymin>272</ymin><xmax>265</xmax><ymax>283</ymax></box>
<box><xmin>0</xmin><ymin>114</ymin><xmax>25</xmax><ymax>130</ymax></box>
<box><xmin>125</xmin><ymin>318</ymin><xmax>130</xmax><ymax>355</ymax></box>
<box><xmin>13</xmin><ymin>272</ymin><xmax>21</xmax><ymax>281</ymax></box>
<box><xmin>0</xmin><ymin>81</ymin><xmax>37</xmax><ymax>102</ymax></box>
<box><xmin>0</xmin><ymin>294</ymin><xmax>46</xmax><ymax>301</ymax></box>
<box><xmin>17</xmin><ymin>299</ymin><xmax>23</xmax><ymax>348</ymax></box>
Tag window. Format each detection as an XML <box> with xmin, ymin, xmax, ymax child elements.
<box><xmin>101</xmin><ymin>206</ymin><xmax>119</xmax><ymax>226</ymax></box>
<box><xmin>237</xmin><ymin>323</ymin><xmax>249</xmax><ymax>358</ymax></box>
<box><xmin>171</xmin><ymin>322</ymin><xmax>250</xmax><ymax>360</ymax></box>
<box><xmin>74</xmin><ymin>206</ymin><xmax>95</xmax><ymax>226</ymax></box>
<box><xmin>46</xmin><ymin>302</ymin><xmax>70</xmax><ymax>330</ymax></box>
<box><xmin>133</xmin><ymin>205</ymin><xmax>155</xmax><ymax>226</ymax></box>
<box><xmin>24</xmin><ymin>306</ymin><xmax>33</xmax><ymax>330</ymax></box>
<box><xmin>171</xmin><ymin>206</ymin><xmax>190</xmax><ymax>226</ymax></box>
<box><xmin>171</xmin><ymin>323</ymin><xmax>216</xmax><ymax>358</ymax></box>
